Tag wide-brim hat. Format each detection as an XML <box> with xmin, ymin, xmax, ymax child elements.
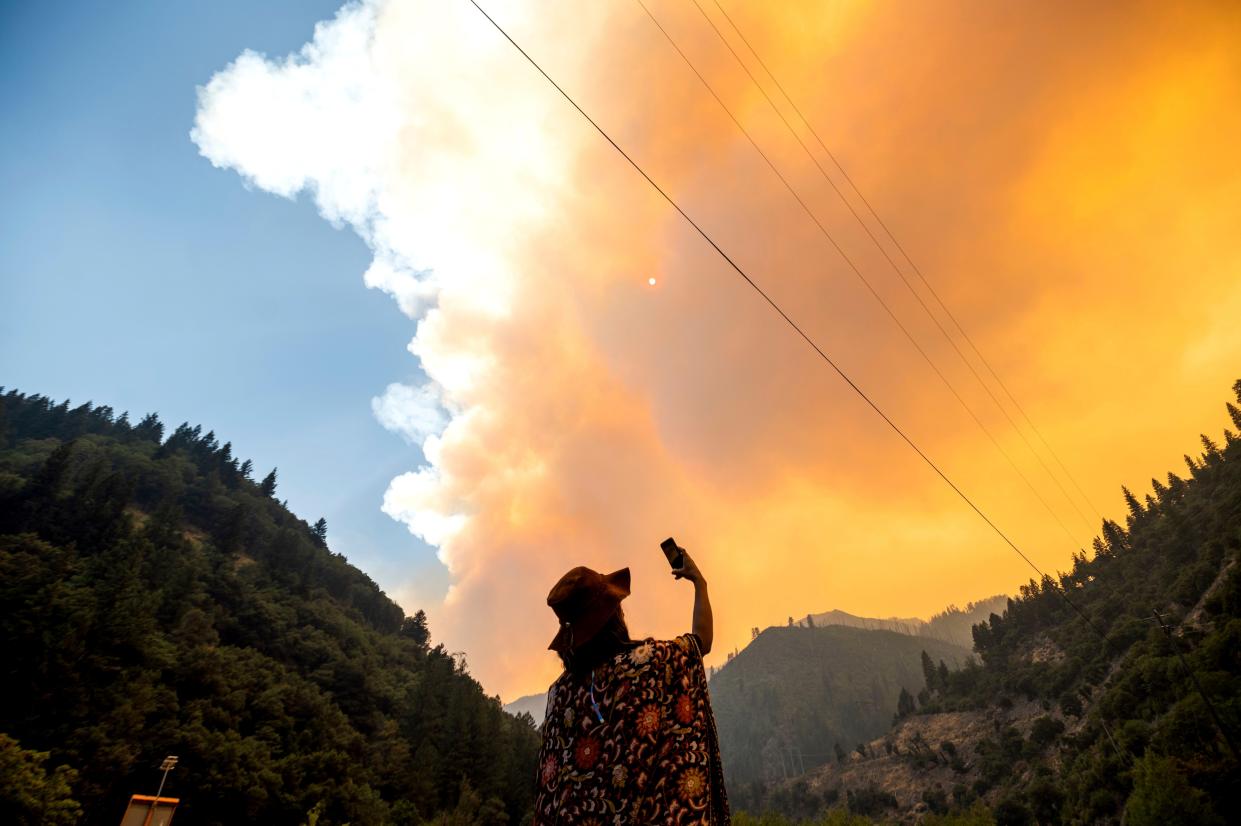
<box><xmin>547</xmin><ymin>566</ymin><xmax>631</xmax><ymax>653</ymax></box>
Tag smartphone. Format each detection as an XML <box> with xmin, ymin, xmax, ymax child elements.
<box><xmin>661</xmin><ymin>537</ymin><xmax>685</xmax><ymax>570</ymax></box>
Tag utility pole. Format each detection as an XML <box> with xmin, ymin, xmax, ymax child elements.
<box><xmin>1151</xmin><ymin>609</ymin><xmax>1239</xmax><ymax>762</ymax></box>
<box><xmin>143</xmin><ymin>756</ymin><xmax>178</xmax><ymax>826</ymax></box>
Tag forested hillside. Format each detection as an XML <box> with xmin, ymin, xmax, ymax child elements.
<box><xmin>711</xmin><ymin>624</ymin><xmax>973</xmax><ymax>797</ymax></box>
<box><xmin>0</xmin><ymin>389</ymin><xmax>539</xmax><ymax>825</ymax></box>
<box><xmin>772</xmin><ymin>381</ymin><xmax>1241</xmax><ymax>825</ymax></box>
<box><xmin>921</xmin><ymin>383</ymin><xmax>1240</xmax><ymax>822</ymax></box>
<box><xmin>804</xmin><ymin>597</ymin><xmax>1008</xmax><ymax>650</ymax></box>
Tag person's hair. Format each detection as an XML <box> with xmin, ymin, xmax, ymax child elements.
<box><xmin>558</xmin><ymin>605</ymin><xmax>637</xmax><ymax>675</ymax></box>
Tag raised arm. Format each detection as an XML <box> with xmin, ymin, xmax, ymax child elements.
<box><xmin>672</xmin><ymin>547</ymin><xmax>713</xmax><ymax>655</ymax></box>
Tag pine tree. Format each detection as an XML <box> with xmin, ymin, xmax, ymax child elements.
<box><xmin>1200</xmin><ymin>434</ymin><xmax>1222</xmax><ymax>465</ymax></box>
<box><xmin>1092</xmin><ymin>536</ymin><xmax>1111</xmax><ymax>561</ymax></box>
<box><xmin>1122</xmin><ymin>486</ymin><xmax>1144</xmax><ymax>523</ymax></box>
<box><xmin>401</xmin><ymin>610</ymin><xmax>431</xmax><ymax>647</ymax></box>
<box><xmin>1166</xmin><ymin>472</ymin><xmax>1185</xmax><ymax>498</ymax></box>
<box><xmin>239</xmin><ymin>459</ymin><xmax>253</xmax><ymax>479</ymax></box>
<box><xmin>65</xmin><ymin>402</ymin><xmax>93</xmax><ymax>438</ymax></box>
<box><xmin>133</xmin><ymin>413</ymin><xmax>164</xmax><ymax>444</ymax></box>
<box><xmin>1101</xmin><ymin>519</ymin><xmax>1127</xmax><ymax>553</ymax></box>
<box><xmin>896</xmin><ymin>687</ymin><xmax>916</xmax><ymax>719</ymax></box>
<box><xmin>921</xmin><ymin>650</ymin><xmax>937</xmax><ymax>690</ymax></box>
<box><xmin>260</xmin><ymin>469</ymin><xmax>278</xmax><ymax>496</ymax></box>
<box><xmin>1226</xmin><ymin>402</ymin><xmax>1241</xmax><ymax>432</ymax></box>
<box><xmin>312</xmin><ymin>518</ymin><xmax>328</xmax><ymax>544</ymax></box>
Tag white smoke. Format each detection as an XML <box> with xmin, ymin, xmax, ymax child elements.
<box><xmin>191</xmin><ymin>0</ymin><xmax>578</xmax><ymax>570</ymax></box>
<box><xmin>191</xmin><ymin>1</ymin><xmax>397</xmax><ymax>228</ymax></box>
<box><xmin>371</xmin><ymin>382</ymin><xmax>446</xmax><ymax>446</ymax></box>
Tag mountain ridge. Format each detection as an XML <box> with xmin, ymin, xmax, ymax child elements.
<box><xmin>711</xmin><ymin>623</ymin><xmax>976</xmax><ymax>792</ymax></box>
<box><xmin>798</xmin><ymin>595</ymin><xmax>1008</xmax><ymax>649</ymax></box>
<box><xmin>505</xmin><ymin>597</ymin><xmax>1004</xmax><ymax>728</ymax></box>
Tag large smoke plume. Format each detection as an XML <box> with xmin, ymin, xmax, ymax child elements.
<box><xmin>194</xmin><ymin>0</ymin><xmax>1241</xmax><ymax>698</ymax></box>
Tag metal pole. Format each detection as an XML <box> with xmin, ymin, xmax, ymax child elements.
<box><xmin>143</xmin><ymin>756</ymin><xmax>178</xmax><ymax>826</ymax></box>
<box><xmin>1098</xmin><ymin>717</ymin><xmax>1125</xmax><ymax>762</ymax></box>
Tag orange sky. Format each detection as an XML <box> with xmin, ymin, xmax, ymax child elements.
<box><xmin>195</xmin><ymin>0</ymin><xmax>1241</xmax><ymax>700</ymax></box>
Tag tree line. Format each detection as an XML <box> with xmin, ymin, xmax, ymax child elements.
<box><xmin>0</xmin><ymin>389</ymin><xmax>539</xmax><ymax>825</ymax></box>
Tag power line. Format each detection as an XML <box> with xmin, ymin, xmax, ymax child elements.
<box><xmin>634</xmin><ymin>0</ymin><xmax>1086</xmax><ymax>557</ymax></box>
<box><xmin>464</xmin><ymin>0</ymin><xmax>1107</xmax><ymax>643</ymax></box>
<box><xmin>692</xmin><ymin>0</ymin><xmax>1135</xmax><ymax>765</ymax></box>
<box><xmin>697</xmin><ymin>0</ymin><xmax>1102</xmax><ymax>529</ymax></box>
<box><xmin>1152</xmin><ymin>608</ymin><xmax>1239</xmax><ymax>762</ymax></box>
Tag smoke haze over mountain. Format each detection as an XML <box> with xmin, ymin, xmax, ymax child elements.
<box><xmin>193</xmin><ymin>0</ymin><xmax>1241</xmax><ymax>699</ymax></box>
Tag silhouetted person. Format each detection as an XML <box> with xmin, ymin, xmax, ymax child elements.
<box><xmin>533</xmin><ymin>549</ymin><xmax>728</xmax><ymax>825</ymax></box>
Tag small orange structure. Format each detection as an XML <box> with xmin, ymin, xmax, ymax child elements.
<box><xmin>119</xmin><ymin>794</ymin><xmax>179</xmax><ymax>826</ymax></box>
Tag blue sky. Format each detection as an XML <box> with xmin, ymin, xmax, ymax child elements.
<box><xmin>0</xmin><ymin>1</ymin><xmax>448</xmax><ymax>603</ymax></box>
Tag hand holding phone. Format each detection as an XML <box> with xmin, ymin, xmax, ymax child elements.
<box><xmin>661</xmin><ymin>537</ymin><xmax>705</xmax><ymax>585</ymax></box>
<box><xmin>661</xmin><ymin>537</ymin><xmax>685</xmax><ymax>570</ymax></box>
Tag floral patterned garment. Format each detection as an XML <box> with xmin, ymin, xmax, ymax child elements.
<box><xmin>533</xmin><ymin>633</ymin><xmax>729</xmax><ymax>825</ymax></box>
